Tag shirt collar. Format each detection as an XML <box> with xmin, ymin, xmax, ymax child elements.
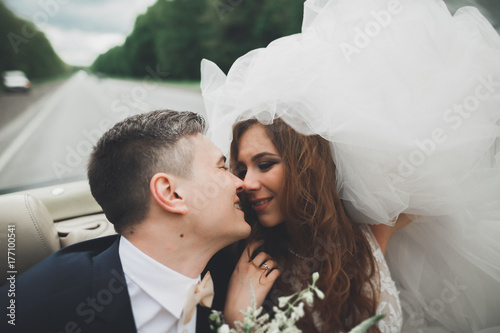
<box><xmin>118</xmin><ymin>236</ymin><xmax>200</xmax><ymax>319</ymax></box>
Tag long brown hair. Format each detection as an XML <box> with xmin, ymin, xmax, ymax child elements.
<box><xmin>230</xmin><ymin>118</ymin><xmax>380</xmax><ymax>332</ymax></box>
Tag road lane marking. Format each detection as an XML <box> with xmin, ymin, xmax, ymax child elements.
<box><xmin>0</xmin><ymin>77</ymin><xmax>74</xmax><ymax>173</ymax></box>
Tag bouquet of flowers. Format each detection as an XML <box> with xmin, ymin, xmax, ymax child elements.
<box><xmin>209</xmin><ymin>272</ymin><xmax>383</xmax><ymax>333</ymax></box>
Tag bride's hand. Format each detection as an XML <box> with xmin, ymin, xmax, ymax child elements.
<box><xmin>224</xmin><ymin>241</ymin><xmax>280</xmax><ymax>327</ymax></box>
<box><xmin>370</xmin><ymin>213</ymin><xmax>417</xmax><ymax>254</ymax></box>
<box><xmin>393</xmin><ymin>213</ymin><xmax>417</xmax><ymax>231</ymax></box>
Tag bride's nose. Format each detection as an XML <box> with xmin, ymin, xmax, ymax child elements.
<box><xmin>242</xmin><ymin>169</ymin><xmax>261</xmax><ymax>191</ymax></box>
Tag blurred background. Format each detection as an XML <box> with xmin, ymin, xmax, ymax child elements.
<box><xmin>0</xmin><ymin>0</ymin><xmax>498</xmax><ymax>193</ymax></box>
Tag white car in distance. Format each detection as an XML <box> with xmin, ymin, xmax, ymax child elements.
<box><xmin>2</xmin><ymin>70</ymin><xmax>31</xmax><ymax>92</ymax></box>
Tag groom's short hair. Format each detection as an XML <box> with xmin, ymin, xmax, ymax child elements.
<box><xmin>87</xmin><ymin>110</ymin><xmax>206</xmax><ymax>233</ymax></box>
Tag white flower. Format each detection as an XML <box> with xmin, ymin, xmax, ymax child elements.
<box><xmin>274</xmin><ymin>310</ymin><xmax>288</xmax><ymax>325</ymax></box>
<box><xmin>209</xmin><ymin>273</ymin><xmax>378</xmax><ymax>333</ymax></box>
<box><xmin>313</xmin><ymin>286</ymin><xmax>325</xmax><ymax>300</ymax></box>
<box><xmin>312</xmin><ymin>272</ymin><xmax>319</xmax><ymax>284</ymax></box>
<box><xmin>218</xmin><ymin>324</ymin><xmax>230</xmax><ymax>333</ymax></box>
<box><xmin>267</xmin><ymin>320</ymin><xmax>281</xmax><ymax>333</ymax></box>
<box><xmin>243</xmin><ymin>314</ymin><xmax>254</xmax><ymax>328</ymax></box>
<box><xmin>278</xmin><ymin>294</ymin><xmax>295</xmax><ymax>308</ymax></box>
<box><xmin>290</xmin><ymin>302</ymin><xmax>305</xmax><ymax>322</ymax></box>
<box><xmin>283</xmin><ymin>327</ymin><xmax>302</xmax><ymax>333</ymax></box>
<box><xmin>303</xmin><ymin>290</ymin><xmax>315</xmax><ymax>305</ymax></box>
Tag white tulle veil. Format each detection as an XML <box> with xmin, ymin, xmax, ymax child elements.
<box><xmin>201</xmin><ymin>0</ymin><xmax>500</xmax><ymax>331</ymax></box>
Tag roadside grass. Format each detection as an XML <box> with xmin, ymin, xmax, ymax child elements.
<box><xmin>165</xmin><ymin>80</ymin><xmax>201</xmax><ymax>89</ymax></box>
<box><xmin>91</xmin><ymin>72</ymin><xmax>201</xmax><ymax>91</ymax></box>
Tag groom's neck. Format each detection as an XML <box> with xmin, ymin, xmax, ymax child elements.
<box><xmin>122</xmin><ymin>217</ymin><xmax>214</xmax><ymax>279</ymax></box>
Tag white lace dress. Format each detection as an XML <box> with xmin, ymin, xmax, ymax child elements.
<box><xmin>363</xmin><ymin>226</ymin><xmax>403</xmax><ymax>333</ymax></box>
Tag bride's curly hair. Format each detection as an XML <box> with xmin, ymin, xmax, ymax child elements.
<box><xmin>230</xmin><ymin>118</ymin><xmax>380</xmax><ymax>333</ymax></box>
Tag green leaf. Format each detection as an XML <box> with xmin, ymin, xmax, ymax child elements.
<box><xmin>348</xmin><ymin>314</ymin><xmax>386</xmax><ymax>333</ymax></box>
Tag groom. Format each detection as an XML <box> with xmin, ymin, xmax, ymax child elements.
<box><xmin>0</xmin><ymin>110</ymin><xmax>250</xmax><ymax>333</ymax></box>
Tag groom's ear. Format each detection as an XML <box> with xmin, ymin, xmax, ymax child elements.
<box><xmin>150</xmin><ymin>173</ymin><xmax>188</xmax><ymax>215</ymax></box>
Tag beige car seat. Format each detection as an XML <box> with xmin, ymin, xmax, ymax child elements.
<box><xmin>0</xmin><ymin>193</ymin><xmax>115</xmax><ymax>283</ymax></box>
<box><xmin>0</xmin><ymin>194</ymin><xmax>60</xmax><ymax>282</ymax></box>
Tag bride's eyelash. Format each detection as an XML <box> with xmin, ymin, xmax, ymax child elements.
<box><xmin>235</xmin><ymin>160</ymin><xmax>278</xmax><ymax>179</ymax></box>
<box><xmin>258</xmin><ymin>161</ymin><xmax>277</xmax><ymax>171</ymax></box>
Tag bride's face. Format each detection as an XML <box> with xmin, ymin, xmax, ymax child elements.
<box><xmin>235</xmin><ymin>124</ymin><xmax>285</xmax><ymax>227</ymax></box>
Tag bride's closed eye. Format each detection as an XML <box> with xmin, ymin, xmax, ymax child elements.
<box><xmin>258</xmin><ymin>161</ymin><xmax>278</xmax><ymax>171</ymax></box>
<box><xmin>235</xmin><ymin>157</ymin><xmax>281</xmax><ymax>180</ymax></box>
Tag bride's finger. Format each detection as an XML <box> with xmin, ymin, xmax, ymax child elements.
<box><xmin>241</xmin><ymin>241</ymin><xmax>264</xmax><ymax>263</ymax></box>
<box><xmin>259</xmin><ymin>266</ymin><xmax>281</xmax><ymax>284</ymax></box>
<box><xmin>261</xmin><ymin>259</ymin><xmax>279</xmax><ymax>276</ymax></box>
<box><xmin>251</xmin><ymin>251</ymin><xmax>271</xmax><ymax>268</ymax></box>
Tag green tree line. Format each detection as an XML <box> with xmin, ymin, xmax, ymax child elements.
<box><xmin>92</xmin><ymin>0</ymin><xmax>305</xmax><ymax>80</ymax></box>
<box><xmin>0</xmin><ymin>2</ymin><xmax>67</xmax><ymax>80</ymax></box>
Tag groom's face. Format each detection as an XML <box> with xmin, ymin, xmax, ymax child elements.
<box><xmin>183</xmin><ymin>134</ymin><xmax>250</xmax><ymax>245</ymax></box>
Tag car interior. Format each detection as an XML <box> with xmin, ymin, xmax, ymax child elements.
<box><xmin>0</xmin><ymin>181</ymin><xmax>115</xmax><ymax>283</ymax></box>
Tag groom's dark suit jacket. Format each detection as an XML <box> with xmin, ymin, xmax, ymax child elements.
<box><xmin>0</xmin><ymin>235</ymin><xmax>236</xmax><ymax>333</ymax></box>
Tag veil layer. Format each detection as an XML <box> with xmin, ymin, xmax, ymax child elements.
<box><xmin>201</xmin><ymin>0</ymin><xmax>500</xmax><ymax>331</ymax></box>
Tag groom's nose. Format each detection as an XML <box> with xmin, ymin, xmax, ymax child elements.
<box><xmin>232</xmin><ymin>173</ymin><xmax>246</xmax><ymax>193</ymax></box>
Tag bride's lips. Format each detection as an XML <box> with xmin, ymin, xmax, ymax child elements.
<box><xmin>250</xmin><ymin>197</ymin><xmax>273</xmax><ymax>212</ymax></box>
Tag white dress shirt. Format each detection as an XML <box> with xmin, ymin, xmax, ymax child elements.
<box><xmin>119</xmin><ymin>236</ymin><xmax>200</xmax><ymax>333</ymax></box>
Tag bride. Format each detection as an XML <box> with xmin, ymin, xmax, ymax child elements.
<box><xmin>225</xmin><ymin>118</ymin><xmax>409</xmax><ymax>332</ymax></box>
<box><xmin>201</xmin><ymin>0</ymin><xmax>500</xmax><ymax>332</ymax></box>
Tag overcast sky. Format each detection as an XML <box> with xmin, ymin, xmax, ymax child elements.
<box><xmin>4</xmin><ymin>0</ymin><xmax>157</xmax><ymax>67</ymax></box>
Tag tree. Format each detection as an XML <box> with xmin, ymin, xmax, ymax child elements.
<box><xmin>91</xmin><ymin>0</ymin><xmax>305</xmax><ymax>79</ymax></box>
<box><xmin>0</xmin><ymin>2</ymin><xmax>67</xmax><ymax>79</ymax></box>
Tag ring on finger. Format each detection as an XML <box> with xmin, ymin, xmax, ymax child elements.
<box><xmin>261</xmin><ymin>263</ymin><xmax>270</xmax><ymax>271</ymax></box>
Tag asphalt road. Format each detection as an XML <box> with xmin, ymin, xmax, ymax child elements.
<box><xmin>0</xmin><ymin>72</ymin><xmax>206</xmax><ymax>192</ymax></box>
